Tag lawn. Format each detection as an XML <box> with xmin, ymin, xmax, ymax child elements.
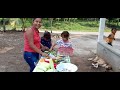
<box><xmin>1</xmin><ymin>20</ymin><xmax>113</xmax><ymax>32</ymax></box>
<box><xmin>41</xmin><ymin>20</ymin><xmax>111</xmax><ymax>32</ymax></box>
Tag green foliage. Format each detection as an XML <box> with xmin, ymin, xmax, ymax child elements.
<box><xmin>0</xmin><ymin>18</ymin><xmax>120</xmax><ymax>32</ymax></box>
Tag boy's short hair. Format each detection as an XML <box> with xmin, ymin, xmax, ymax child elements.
<box><xmin>111</xmin><ymin>28</ymin><xmax>117</xmax><ymax>31</ymax></box>
<box><xmin>61</xmin><ymin>31</ymin><xmax>70</xmax><ymax>39</ymax></box>
<box><xmin>43</xmin><ymin>31</ymin><xmax>51</xmax><ymax>39</ymax></box>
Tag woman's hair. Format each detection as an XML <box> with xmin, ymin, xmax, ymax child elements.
<box><xmin>33</xmin><ymin>18</ymin><xmax>42</xmax><ymax>22</ymax></box>
<box><xmin>43</xmin><ymin>31</ymin><xmax>51</xmax><ymax>39</ymax></box>
<box><xmin>61</xmin><ymin>31</ymin><xmax>70</xmax><ymax>39</ymax></box>
<box><xmin>33</xmin><ymin>18</ymin><xmax>37</xmax><ymax>22</ymax></box>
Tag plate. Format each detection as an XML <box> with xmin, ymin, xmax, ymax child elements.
<box><xmin>56</xmin><ymin>63</ymin><xmax>78</xmax><ymax>72</ymax></box>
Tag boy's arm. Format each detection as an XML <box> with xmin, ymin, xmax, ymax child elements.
<box><xmin>107</xmin><ymin>34</ymin><xmax>114</xmax><ymax>39</ymax></box>
<box><xmin>107</xmin><ymin>34</ymin><xmax>112</xmax><ymax>38</ymax></box>
<box><xmin>40</xmin><ymin>43</ymin><xmax>44</xmax><ymax>48</ymax></box>
<box><xmin>49</xmin><ymin>43</ymin><xmax>57</xmax><ymax>51</ymax></box>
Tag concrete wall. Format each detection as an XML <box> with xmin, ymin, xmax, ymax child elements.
<box><xmin>97</xmin><ymin>42</ymin><xmax>120</xmax><ymax>72</ymax></box>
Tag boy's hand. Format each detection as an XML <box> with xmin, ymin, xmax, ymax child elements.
<box><xmin>49</xmin><ymin>48</ymin><xmax>52</xmax><ymax>51</ymax></box>
<box><xmin>45</xmin><ymin>46</ymin><xmax>49</xmax><ymax>50</ymax></box>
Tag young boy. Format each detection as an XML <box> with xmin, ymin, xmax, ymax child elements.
<box><xmin>41</xmin><ymin>31</ymin><xmax>52</xmax><ymax>51</ymax></box>
<box><xmin>106</xmin><ymin>28</ymin><xmax>117</xmax><ymax>46</ymax></box>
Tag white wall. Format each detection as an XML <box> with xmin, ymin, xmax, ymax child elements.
<box><xmin>97</xmin><ymin>42</ymin><xmax>120</xmax><ymax>72</ymax></box>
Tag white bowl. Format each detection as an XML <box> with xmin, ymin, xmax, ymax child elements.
<box><xmin>56</xmin><ymin>63</ymin><xmax>78</xmax><ymax>72</ymax></box>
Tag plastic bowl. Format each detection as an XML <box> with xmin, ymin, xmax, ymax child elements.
<box><xmin>56</xmin><ymin>63</ymin><xmax>78</xmax><ymax>72</ymax></box>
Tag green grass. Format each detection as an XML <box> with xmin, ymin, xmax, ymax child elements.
<box><xmin>41</xmin><ymin>20</ymin><xmax>111</xmax><ymax>32</ymax></box>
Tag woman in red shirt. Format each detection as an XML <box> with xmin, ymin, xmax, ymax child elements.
<box><xmin>23</xmin><ymin>18</ymin><xmax>48</xmax><ymax>72</ymax></box>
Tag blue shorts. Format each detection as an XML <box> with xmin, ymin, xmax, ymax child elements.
<box><xmin>24</xmin><ymin>51</ymin><xmax>40</xmax><ymax>72</ymax></box>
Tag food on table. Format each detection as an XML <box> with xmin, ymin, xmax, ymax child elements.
<box><xmin>44</xmin><ymin>51</ymin><xmax>49</xmax><ymax>53</ymax></box>
<box><xmin>56</xmin><ymin>56</ymin><xmax>62</xmax><ymax>60</ymax></box>
<box><xmin>34</xmin><ymin>50</ymin><xmax>72</xmax><ymax>72</ymax></box>
<box><xmin>37</xmin><ymin>65</ymin><xmax>47</xmax><ymax>71</ymax></box>
<box><xmin>50</xmin><ymin>50</ymin><xmax>57</xmax><ymax>56</ymax></box>
<box><xmin>34</xmin><ymin>68</ymin><xmax>45</xmax><ymax>72</ymax></box>
<box><xmin>46</xmin><ymin>69</ymin><xmax>54</xmax><ymax>72</ymax></box>
<box><xmin>54</xmin><ymin>60</ymin><xmax>58</xmax><ymax>63</ymax></box>
<box><xmin>54</xmin><ymin>63</ymin><xmax>57</xmax><ymax>69</ymax></box>
<box><xmin>39</xmin><ymin>58</ymin><xmax>45</xmax><ymax>62</ymax></box>
<box><xmin>49</xmin><ymin>53</ymin><xmax>56</xmax><ymax>59</ymax></box>
<box><xmin>49</xmin><ymin>59</ymin><xmax>54</xmax><ymax>69</ymax></box>
<box><xmin>45</xmin><ymin>56</ymin><xmax>50</xmax><ymax>59</ymax></box>
<box><xmin>35</xmin><ymin>60</ymin><xmax>56</xmax><ymax>72</ymax></box>
<box><xmin>40</xmin><ymin>62</ymin><xmax>50</xmax><ymax>70</ymax></box>
<box><xmin>44</xmin><ymin>59</ymin><xmax>51</xmax><ymax>63</ymax></box>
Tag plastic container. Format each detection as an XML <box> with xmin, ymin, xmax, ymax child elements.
<box><xmin>56</xmin><ymin>63</ymin><xmax>78</xmax><ymax>72</ymax></box>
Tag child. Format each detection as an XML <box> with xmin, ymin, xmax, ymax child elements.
<box><xmin>50</xmin><ymin>31</ymin><xmax>73</xmax><ymax>56</ymax></box>
<box><xmin>106</xmin><ymin>28</ymin><xmax>117</xmax><ymax>46</ymax></box>
<box><xmin>41</xmin><ymin>31</ymin><xmax>52</xmax><ymax>51</ymax></box>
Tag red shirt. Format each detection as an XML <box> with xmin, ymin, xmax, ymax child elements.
<box><xmin>24</xmin><ymin>26</ymin><xmax>41</xmax><ymax>52</ymax></box>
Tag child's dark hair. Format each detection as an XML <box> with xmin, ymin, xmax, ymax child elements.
<box><xmin>111</xmin><ymin>28</ymin><xmax>117</xmax><ymax>31</ymax></box>
<box><xmin>43</xmin><ymin>31</ymin><xmax>51</xmax><ymax>39</ymax></box>
<box><xmin>61</xmin><ymin>31</ymin><xmax>70</xmax><ymax>39</ymax></box>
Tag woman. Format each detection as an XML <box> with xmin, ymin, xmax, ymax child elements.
<box><xmin>23</xmin><ymin>18</ymin><xmax>48</xmax><ymax>72</ymax></box>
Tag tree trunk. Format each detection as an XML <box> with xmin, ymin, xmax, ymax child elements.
<box><xmin>56</xmin><ymin>18</ymin><xmax>60</xmax><ymax>21</ymax></box>
<box><xmin>64</xmin><ymin>18</ymin><xmax>66</xmax><ymax>22</ymax></box>
<box><xmin>68</xmin><ymin>18</ymin><xmax>70</xmax><ymax>22</ymax></box>
<box><xmin>117</xmin><ymin>21</ymin><xmax>119</xmax><ymax>26</ymax></box>
<box><xmin>49</xmin><ymin>18</ymin><xmax>53</xmax><ymax>33</ymax></box>
<box><xmin>2</xmin><ymin>18</ymin><xmax>6</xmax><ymax>32</ymax></box>
<box><xmin>73</xmin><ymin>18</ymin><xmax>76</xmax><ymax>22</ymax></box>
<box><xmin>117</xmin><ymin>19</ymin><xmax>119</xmax><ymax>26</ymax></box>
<box><xmin>21</xmin><ymin>18</ymin><xmax>25</xmax><ymax>31</ymax></box>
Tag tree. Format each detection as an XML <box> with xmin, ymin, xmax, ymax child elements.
<box><xmin>1</xmin><ymin>18</ymin><xmax>10</xmax><ymax>32</ymax></box>
<box><xmin>9</xmin><ymin>18</ymin><xmax>18</xmax><ymax>30</ymax></box>
<box><xmin>106</xmin><ymin>18</ymin><xmax>119</xmax><ymax>27</ymax></box>
<box><xmin>20</xmin><ymin>18</ymin><xmax>27</xmax><ymax>31</ymax></box>
<box><xmin>49</xmin><ymin>18</ymin><xmax>53</xmax><ymax>33</ymax></box>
